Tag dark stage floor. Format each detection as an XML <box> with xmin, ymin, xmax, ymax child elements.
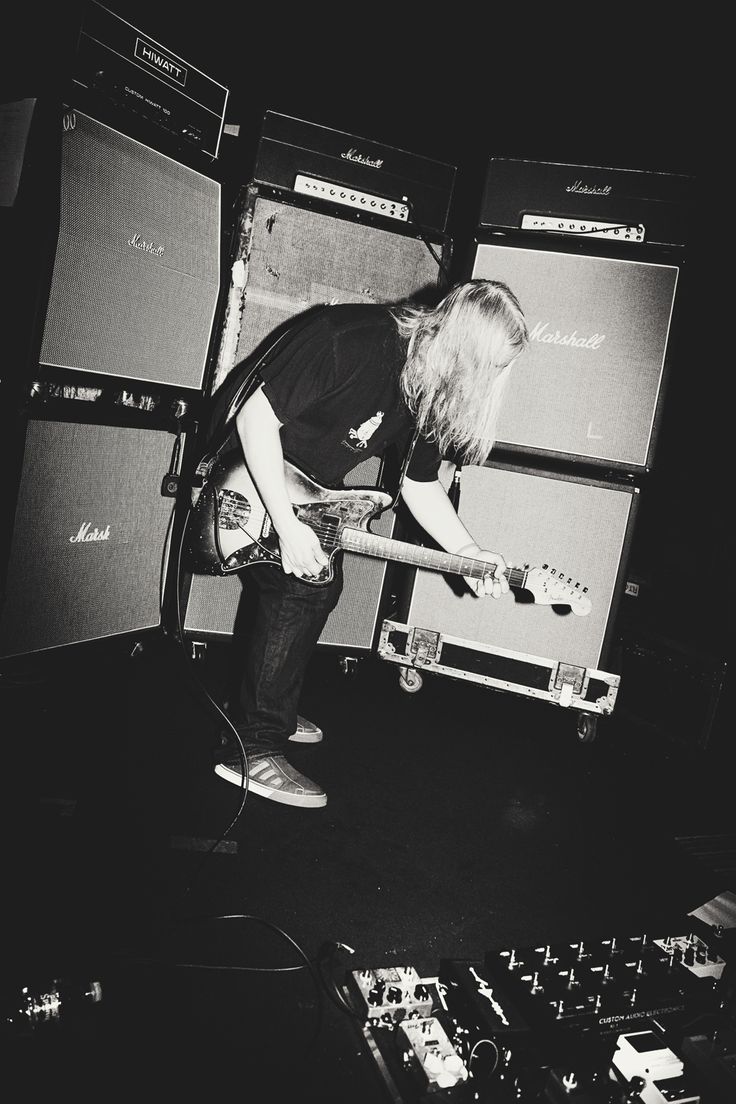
<box><xmin>1</xmin><ymin>631</ymin><xmax>733</xmax><ymax>1100</ymax></box>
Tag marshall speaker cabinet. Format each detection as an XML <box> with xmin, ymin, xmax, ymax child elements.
<box><xmin>470</xmin><ymin>241</ymin><xmax>680</xmax><ymax>473</ymax></box>
<box><xmin>37</xmin><ymin>106</ymin><xmax>221</xmax><ymax>391</ymax></box>
<box><xmin>378</xmin><ymin>461</ymin><xmax>639</xmax><ymax>733</ymax></box>
<box><xmin>0</xmin><ymin>411</ymin><xmax>185</xmax><ymax>658</ymax></box>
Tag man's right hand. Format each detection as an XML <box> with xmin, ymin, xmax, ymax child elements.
<box><xmin>277</xmin><ymin>517</ymin><xmax>330</xmax><ymax>579</ymax></box>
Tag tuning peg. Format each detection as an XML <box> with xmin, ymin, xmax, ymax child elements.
<box><xmin>542</xmin><ymin>563</ymin><xmax>548</xmax><ymax>570</ymax></box>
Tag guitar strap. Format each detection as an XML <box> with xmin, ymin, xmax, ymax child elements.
<box><xmin>193</xmin><ymin>306</ymin><xmax>330</xmax><ymax>486</ymax></box>
<box><xmin>448</xmin><ymin>461</ymin><xmax>463</xmax><ymax>509</ymax></box>
<box><xmin>390</xmin><ymin>423</ymin><xmax>420</xmax><ymax>509</ymax></box>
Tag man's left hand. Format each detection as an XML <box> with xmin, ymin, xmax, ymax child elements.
<box><xmin>462</xmin><ymin>546</ymin><xmax>509</xmax><ymax>599</ymax></box>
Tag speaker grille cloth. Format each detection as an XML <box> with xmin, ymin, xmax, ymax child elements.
<box><xmin>404</xmin><ymin>465</ymin><xmax>635</xmax><ymax>670</ymax></box>
<box><xmin>472</xmin><ymin>243</ymin><xmax>678</xmax><ymax>468</ymax></box>
<box><xmin>0</xmin><ymin>421</ymin><xmax>176</xmax><ymax>657</ymax></box>
<box><xmin>39</xmin><ymin>110</ymin><xmax>220</xmax><ymax>388</ymax></box>
<box><xmin>214</xmin><ymin>195</ymin><xmax>442</xmax><ymax>389</ymax></box>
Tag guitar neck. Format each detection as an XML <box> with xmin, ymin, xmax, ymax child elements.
<box><xmin>341</xmin><ymin>528</ymin><xmax>528</xmax><ymax>589</ymax></box>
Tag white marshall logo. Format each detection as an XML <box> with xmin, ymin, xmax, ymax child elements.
<box><xmin>566</xmin><ymin>179</ymin><xmax>613</xmax><ymax>196</ymax></box>
<box><xmin>70</xmin><ymin>523</ymin><xmax>111</xmax><ymax>544</ymax></box>
<box><xmin>341</xmin><ymin>147</ymin><xmax>384</xmax><ymax>169</ymax></box>
<box><xmin>530</xmin><ymin>321</ymin><xmax>606</xmax><ymax>350</ymax></box>
<box><xmin>128</xmin><ymin>233</ymin><xmax>165</xmax><ymax>257</ymax></box>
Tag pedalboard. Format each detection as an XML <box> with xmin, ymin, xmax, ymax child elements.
<box><xmin>348</xmin><ymin>925</ymin><xmax>731</xmax><ymax>1102</ymax></box>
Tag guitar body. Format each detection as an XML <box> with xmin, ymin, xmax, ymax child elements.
<box><xmin>187</xmin><ymin>451</ymin><xmax>592</xmax><ymax>614</ymax></box>
<box><xmin>187</xmin><ymin>450</ymin><xmax>393</xmax><ymax>581</ymax></box>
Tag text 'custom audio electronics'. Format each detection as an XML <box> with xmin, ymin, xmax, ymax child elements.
<box><xmin>37</xmin><ymin>106</ymin><xmax>221</xmax><ymax>391</ymax></box>
<box><xmin>72</xmin><ymin>1</ymin><xmax>229</xmax><ymax>161</ymax></box>
<box><xmin>478</xmin><ymin>158</ymin><xmax>694</xmax><ymax>250</ymax></box>
<box><xmin>252</xmin><ymin>110</ymin><xmax>457</xmax><ymax>235</ymax></box>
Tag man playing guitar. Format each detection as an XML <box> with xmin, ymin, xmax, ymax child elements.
<box><xmin>203</xmin><ymin>280</ymin><xmax>529</xmax><ymax>808</ymax></box>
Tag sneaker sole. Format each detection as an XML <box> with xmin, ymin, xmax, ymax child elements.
<box><xmin>288</xmin><ymin>729</ymin><xmax>323</xmax><ymax>744</ymax></box>
<box><xmin>214</xmin><ymin>762</ymin><xmax>327</xmax><ymax>808</ymax></box>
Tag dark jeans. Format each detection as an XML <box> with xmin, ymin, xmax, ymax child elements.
<box><xmin>222</xmin><ymin>556</ymin><xmax>344</xmax><ymax>758</ymax></box>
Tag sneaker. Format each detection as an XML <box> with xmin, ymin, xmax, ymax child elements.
<box><xmin>289</xmin><ymin>716</ymin><xmax>323</xmax><ymax>744</ymax></box>
<box><xmin>214</xmin><ymin>754</ymin><xmax>327</xmax><ymax>808</ymax></box>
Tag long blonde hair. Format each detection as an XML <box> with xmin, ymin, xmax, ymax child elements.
<box><xmin>391</xmin><ymin>279</ymin><xmax>528</xmax><ymax>466</ymax></box>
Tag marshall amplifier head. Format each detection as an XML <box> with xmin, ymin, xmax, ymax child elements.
<box><xmin>478</xmin><ymin>158</ymin><xmax>694</xmax><ymax>250</ymax></box>
<box><xmin>72</xmin><ymin>1</ymin><xmax>229</xmax><ymax>160</ymax></box>
<box><xmin>251</xmin><ymin>110</ymin><xmax>457</xmax><ymax>234</ymax></box>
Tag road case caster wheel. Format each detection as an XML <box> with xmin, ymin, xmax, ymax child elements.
<box><xmin>576</xmin><ymin>714</ymin><xmax>598</xmax><ymax>744</ymax></box>
<box><xmin>399</xmin><ymin>667</ymin><xmax>423</xmax><ymax>693</ymax></box>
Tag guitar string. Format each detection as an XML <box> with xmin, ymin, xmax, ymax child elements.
<box><xmin>238</xmin><ymin>518</ymin><xmax>525</xmax><ymax>579</ymax></box>
<box><xmin>233</xmin><ymin>516</ymin><xmax>585</xmax><ymax>593</ymax></box>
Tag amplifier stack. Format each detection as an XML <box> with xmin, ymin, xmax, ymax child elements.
<box><xmin>0</xmin><ymin>3</ymin><xmax>226</xmax><ymax>660</ymax></box>
<box><xmin>180</xmin><ymin>109</ymin><xmax>457</xmax><ymax>654</ymax></box>
<box><xmin>380</xmin><ymin>156</ymin><xmax>695</xmax><ymax>738</ymax></box>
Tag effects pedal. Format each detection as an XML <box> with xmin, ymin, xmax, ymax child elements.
<box><xmin>398</xmin><ymin>1016</ymin><xmax>468</xmax><ymax>1093</ymax></box>
<box><xmin>346</xmin><ymin>965</ymin><xmax>434</xmax><ymax>1027</ymax></box>
<box><xmin>611</xmin><ymin>1030</ymin><xmax>701</xmax><ymax>1104</ymax></box>
<box><xmin>652</xmin><ymin>935</ymin><xmax>726</xmax><ymax>981</ymax></box>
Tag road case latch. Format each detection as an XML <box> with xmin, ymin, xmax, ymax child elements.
<box><xmin>553</xmin><ymin>663</ymin><xmax>586</xmax><ymax>707</ymax></box>
<box><xmin>408</xmin><ymin>627</ymin><xmax>442</xmax><ymax>667</ymax></box>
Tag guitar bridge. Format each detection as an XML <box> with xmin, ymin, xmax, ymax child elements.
<box><xmin>217</xmin><ymin>489</ymin><xmax>251</xmax><ymax>531</ymax></box>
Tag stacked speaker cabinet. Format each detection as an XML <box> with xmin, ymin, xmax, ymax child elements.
<box><xmin>379</xmin><ymin>158</ymin><xmax>694</xmax><ymax>733</ymax></box>
<box><xmin>181</xmin><ymin>111</ymin><xmax>456</xmax><ymax>652</ymax></box>
<box><xmin>0</xmin><ymin>7</ymin><xmax>225</xmax><ymax>660</ymax></box>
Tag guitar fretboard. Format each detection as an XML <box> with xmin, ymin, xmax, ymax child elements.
<box><xmin>340</xmin><ymin>528</ymin><xmax>528</xmax><ymax>589</ymax></box>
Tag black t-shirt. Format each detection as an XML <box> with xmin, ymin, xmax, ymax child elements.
<box><xmin>254</xmin><ymin>302</ymin><xmax>441</xmax><ymax>487</ymax></box>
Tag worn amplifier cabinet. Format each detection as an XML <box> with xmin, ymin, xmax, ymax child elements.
<box><xmin>377</xmin><ymin>461</ymin><xmax>638</xmax><ymax>736</ymax></box>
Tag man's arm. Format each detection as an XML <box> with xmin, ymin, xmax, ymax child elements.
<box><xmin>400</xmin><ymin>475</ymin><xmax>509</xmax><ymax>599</ymax></box>
<box><xmin>235</xmin><ymin>385</ymin><xmax>329</xmax><ymax>578</ymax></box>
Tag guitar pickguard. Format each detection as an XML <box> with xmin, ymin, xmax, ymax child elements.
<box><xmin>296</xmin><ymin>495</ymin><xmax>379</xmax><ymax>537</ymax></box>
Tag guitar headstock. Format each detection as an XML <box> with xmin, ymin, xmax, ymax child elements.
<box><xmin>524</xmin><ymin>564</ymin><xmax>592</xmax><ymax>616</ymax></box>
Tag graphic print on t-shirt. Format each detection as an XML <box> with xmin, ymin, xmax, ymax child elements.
<box><xmin>343</xmin><ymin>410</ymin><xmax>384</xmax><ymax>451</ymax></box>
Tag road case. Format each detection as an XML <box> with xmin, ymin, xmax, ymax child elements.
<box><xmin>377</xmin><ymin>460</ymin><xmax>639</xmax><ymax>741</ymax></box>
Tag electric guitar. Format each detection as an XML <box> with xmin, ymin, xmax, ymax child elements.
<box><xmin>188</xmin><ymin>451</ymin><xmax>592</xmax><ymax>615</ymax></box>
